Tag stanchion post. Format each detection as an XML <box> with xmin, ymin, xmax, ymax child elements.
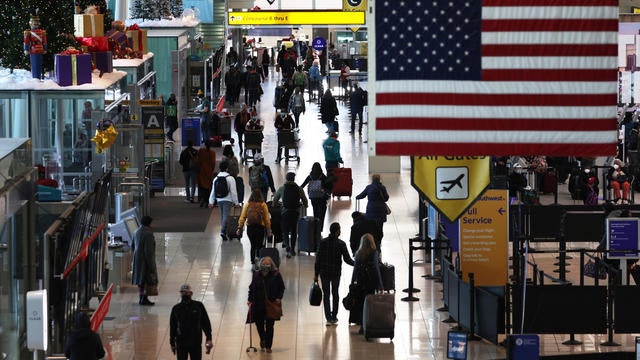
<box><xmin>402</xmin><ymin>238</ymin><xmax>420</xmax><ymax>302</ymax></box>
<box><xmin>467</xmin><ymin>273</ymin><xmax>480</xmax><ymax>341</ymax></box>
<box><xmin>601</xmin><ymin>269</ymin><xmax>620</xmax><ymax>347</ymax></box>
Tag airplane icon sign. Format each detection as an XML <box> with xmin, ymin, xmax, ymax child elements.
<box><xmin>436</xmin><ymin>167</ymin><xmax>469</xmax><ymax>200</ymax></box>
<box><xmin>440</xmin><ymin>174</ymin><xmax>465</xmax><ymax>193</ymax></box>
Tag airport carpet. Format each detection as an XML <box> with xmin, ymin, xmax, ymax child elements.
<box><xmin>149</xmin><ymin>196</ymin><xmax>211</xmax><ymax>233</ymax></box>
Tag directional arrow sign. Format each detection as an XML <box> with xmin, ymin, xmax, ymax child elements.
<box><xmin>412</xmin><ymin>156</ymin><xmax>490</xmax><ymax>222</ymax></box>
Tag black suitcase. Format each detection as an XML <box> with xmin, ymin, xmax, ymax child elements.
<box><xmin>258</xmin><ymin>235</ymin><xmax>280</xmax><ymax>267</ymax></box>
<box><xmin>297</xmin><ymin>216</ymin><xmax>320</xmax><ymax>254</ymax></box>
<box><xmin>380</xmin><ymin>263</ymin><xmax>395</xmax><ymax>292</ymax></box>
<box><xmin>267</xmin><ymin>200</ymin><xmax>283</xmax><ymax>243</ymax></box>
<box><xmin>362</xmin><ymin>293</ymin><xmax>395</xmax><ymax>341</ymax></box>
<box><xmin>226</xmin><ymin>206</ymin><xmax>242</xmax><ymax>240</ymax></box>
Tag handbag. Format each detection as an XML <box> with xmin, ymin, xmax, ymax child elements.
<box><xmin>145</xmin><ymin>283</ymin><xmax>159</xmax><ymax>296</ymax></box>
<box><xmin>342</xmin><ymin>283</ymin><xmax>362</xmax><ymax>311</ymax></box>
<box><xmin>385</xmin><ymin>203</ymin><xmax>392</xmax><ymax>215</ymax></box>
<box><xmin>584</xmin><ymin>259</ymin><xmax>607</xmax><ymax>279</ymax></box>
<box><xmin>309</xmin><ymin>281</ymin><xmax>322</xmax><ymax>306</ymax></box>
<box><xmin>263</xmin><ymin>279</ymin><xmax>282</xmax><ymax>320</ymax></box>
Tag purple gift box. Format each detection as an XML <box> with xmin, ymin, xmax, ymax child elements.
<box><xmin>93</xmin><ymin>51</ymin><xmax>113</xmax><ymax>73</ymax></box>
<box><xmin>106</xmin><ymin>29</ymin><xmax>128</xmax><ymax>51</ymax></box>
<box><xmin>55</xmin><ymin>54</ymin><xmax>92</xmax><ymax>86</ymax></box>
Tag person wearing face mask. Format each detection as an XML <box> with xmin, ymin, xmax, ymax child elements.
<box><xmin>248</xmin><ymin>257</ymin><xmax>285</xmax><ymax>353</ymax></box>
<box><xmin>170</xmin><ymin>284</ymin><xmax>213</xmax><ymax>359</ymax></box>
<box><xmin>274</xmin><ymin>110</ymin><xmax>296</xmax><ymax>163</ymax></box>
<box><xmin>608</xmin><ymin>159</ymin><xmax>631</xmax><ymax>204</ymax></box>
<box><xmin>580</xmin><ymin>166</ymin><xmax>599</xmax><ymax>206</ymax></box>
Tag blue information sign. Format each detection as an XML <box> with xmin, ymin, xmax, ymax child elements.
<box><xmin>428</xmin><ymin>204</ymin><xmax>437</xmax><ymax>240</ymax></box>
<box><xmin>181</xmin><ymin>118</ymin><xmax>201</xmax><ymax>147</ymax></box>
<box><xmin>509</xmin><ymin>334</ymin><xmax>539</xmax><ymax>360</ymax></box>
<box><xmin>607</xmin><ymin>218</ymin><xmax>640</xmax><ymax>259</ymax></box>
<box><xmin>447</xmin><ymin>331</ymin><xmax>467</xmax><ymax>359</ymax></box>
<box><xmin>312</xmin><ymin>36</ymin><xmax>326</xmax><ymax>51</ymax></box>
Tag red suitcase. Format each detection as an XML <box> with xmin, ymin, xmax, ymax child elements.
<box><xmin>332</xmin><ymin>167</ymin><xmax>352</xmax><ymax>198</ymax></box>
<box><xmin>542</xmin><ymin>170</ymin><xmax>556</xmax><ymax>194</ymax></box>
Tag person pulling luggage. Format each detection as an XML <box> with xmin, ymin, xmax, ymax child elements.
<box><xmin>273</xmin><ymin>172</ymin><xmax>308</xmax><ymax>258</ymax></box>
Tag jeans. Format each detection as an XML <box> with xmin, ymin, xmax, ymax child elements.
<box><xmin>237</xmin><ymin>131</ymin><xmax>245</xmax><ymax>155</ymax></box>
<box><xmin>281</xmin><ymin>209</ymin><xmax>300</xmax><ymax>251</ymax></box>
<box><xmin>310</xmin><ymin>197</ymin><xmax>327</xmax><ymax>232</ymax></box>
<box><xmin>254</xmin><ymin>316</ymin><xmax>275</xmax><ymax>349</ymax></box>
<box><xmin>183</xmin><ymin>170</ymin><xmax>197</xmax><ymax>200</ymax></box>
<box><xmin>176</xmin><ymin>343</ymin><xmax>202</xmax><ymax>360</ymax></box>
<box><xmin>219</xmin><ymin>201</ymin><xmax>233</xmax><ymax>235</ymax></box>
<box><xmin>247</xmin><ymin>224</ymin><xmax>265</xmax><ymax>262</ymax></box>
<box><xmin>350</xmin><ymin>108</ymin><xmax>363</xmax><ymax>132</ymax></box>
<box><xmin>320</xmin><ymin>274</ymin><xmax>340</xmax><ymax>321</ymax></box>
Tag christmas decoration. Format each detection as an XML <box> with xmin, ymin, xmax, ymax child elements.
<box><xmin>74</xmin><ymin>6</ymin><xmax>104</xmax><ymax>37</ymax></box>
<box><xmin>91</xmin><ymin>120</ymin><xmax>118</xmax><ymax>154</ymax></box>
<box><xmin>126</xmin><ymin>24</ymin><xmax>148</xmax><ymax>54</ymax></box>
<box><xmin>24</xmin><ymin>11</ymin><xmax>47</xmax><ymax>79</ymax></box>
<box><xmin>130</xmin><ymin>0</ymin><xmax>172</xmax><ymax>21</ymax></box>
<box><xmin>170</xmin><ymin>0</ymin><xmax>184</xmax><ymax>18</ymax></box>
<box><xmin>54</xmin><ymin>48</ymin><xmax>92</xmax><ymax>86</ymax></box>
<box><xmin>75</xmin><ymin>0</ymin><xmax>113</xmax><ymax>34</ymax></box>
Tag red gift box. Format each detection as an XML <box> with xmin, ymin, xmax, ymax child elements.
<box><xmin>76</xmin><ymin>36</ymin><xmax>109</xmax><ymax>52</ymax></box>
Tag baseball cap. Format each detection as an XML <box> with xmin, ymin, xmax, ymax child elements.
<box><xmin>254</xmin><ymin>153</ymin><xmax>264</xmax><ymax>161</ymax></box>
<box><xmin>179</xmin><ymin>284</ymin><xmax>193</xmax><ymax>293</ymax></box>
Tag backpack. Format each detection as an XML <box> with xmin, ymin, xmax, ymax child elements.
<box><xmin>246</xmin><ymin>203</ymin><xmax>262</xmax><ymax>225</ymax></box>
<box><xmin>188</xmin><ymin>151</ymin><xmax>199</xmax><ymax>171</ymax></box>
<box><xmin>307</xmin><ymin>179</ymin><xmax>325</xmax><ymax>199</ymax></box>
<box><xmin>249</xmin><ymin>165</ymin><xmax>267</xmax><ymax>189</ymax></box>
<box><xmin>282</xmin><ymin>183</ymin><xmax>301</xmax><ymax>209</ymax></box>
<box><xmin>214</xmin><ymin>175</ymin><xmax>230</xmax><ymax>198</ymax></box>
<box><xmin>361</xmin><ymin>90</ymin><xmax>368</xmax><ymax>106</ymax></box>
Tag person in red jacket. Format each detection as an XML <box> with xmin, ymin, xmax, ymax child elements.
<box><xmin>24</xmin><ymin>13</ymin><xmax>47</xmax><ymax>80</ymax></box>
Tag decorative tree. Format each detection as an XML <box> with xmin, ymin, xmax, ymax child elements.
<box><xmin>0</xmin><ymin>0</ymin><xmax>75</xmax><ymax>75</ymax></box>
<box><xmin>75</xmin><ymin>0</ymin><xmax>113</xmax><ymax>33</ymax></box>
<box><xmin>130</xmin><ymin>0</ymin><xmax>172</xmax><ymax>20</ymax></box>
<box><xmin>170</xmin><ymin>0</ymin><xmax>184</xmax><ymax>18</ymax></box>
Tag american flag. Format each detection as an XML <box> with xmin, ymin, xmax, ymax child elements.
<box><xmin>372</xmin><ymin>0</ymin><xmax>618</xmax><ymax>156</ymax></box>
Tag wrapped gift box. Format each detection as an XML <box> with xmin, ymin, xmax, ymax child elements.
<box><xmin>106</xmin><ymin>29</ymin><xmax>129</xmax><ymax>51</ymax></box>
<box><xmin>74</xmin><ymin>14</ymin><xmax>104</xmax><ymax>37</ymax></box>
<box><xmin>92</xmin><ymin>51</ymin><xmax>113</xmax><ymax>73</ymax></box>
<box><xmin>76</xmin><ymin>36</ymin><xmax>109</xmax><ymax>52</ymax></box>
<box><xmin>126</xmin><ymin>29</ymin><xmax>148</xmax><ymax>54</ymax></box>
<box><xmin>55</xmin><ymin>53</ymin><xmax>92</xmax><ymax>86</ymax></box>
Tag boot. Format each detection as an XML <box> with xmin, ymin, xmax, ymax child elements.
<box><xmin>140</xmin><ymin>295</ymin><xmax>155</xmax><ymax>306</ymax></box>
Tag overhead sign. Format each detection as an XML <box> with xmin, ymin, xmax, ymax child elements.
<box><xmin>312</xmin><ymin>36</ymin><xmax>326</xmax><ymax>51</ymax></box>
<box><xmin>459</xmin><ymin>189</ymin><xmax>509</xmax><ymax>286</ymax></box>
<box><xmin>412</xmin><ymin>156</ymin><xmax>490</xmax><ymax>222</ymax></box>
<box><xmin>228</xmin><ymin>11</ymin><xmax>365</xmax><ymax>26</ymax></box>
<box><xmin>343</xmin><ymin>0</ymin><xmax>367</xmax><ymax>12</ymax></box>
<box><xmin>606</xmin><ymin>217</ymin><xmax>640</xmax><ymax>260</ymax></box>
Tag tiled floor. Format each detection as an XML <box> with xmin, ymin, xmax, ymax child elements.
<box><xmin>96</xmin><ymin>72</ymin><xmax>639</xmax><ymax>359</ymax></box>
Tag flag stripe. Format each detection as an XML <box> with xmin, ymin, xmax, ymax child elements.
<box><xmin>375</xmin><ymin>80</ymin><xmax>615</xmax><ymax>95</ymax></box>
<box><xmin>376</xmin><ymin>104</ymin><xmax>614</xmax><ymax>119</ymax></box>
<box><xmin>482</xmin><ymin>19</ymin><xmax>618</xmax><ymax>32</ymax></box>
<box><xmin>482</xmin><ymin>31</ymin><xmax>617</xmax><ymax>45</ymax></box>
<box><xmin>376</xmin><ymin>93</ymin><xmax>614</xmax><ymax>107</ymax></box>
<box><xmin>376</xmin><ymin>142</ymin><xmax>617</xmax><ymax>157</ymax></box>
<box><xmin>483</xmin><ymin>7</ymin><xmax>617</xmax><ymax>20</ymax></box>
<box><xmin>481</xmin><ymin>69</ymin><xmax>616</xmax><ymax>82</ymax></box>
<box><xmin>375</xmin><ymin>118</ymin><xmax>616</xmax><ymax>131</ymax></box>
<box><xmin>482</xmin><ymin>56</ymin><xmax>615</xmax><ymax>69</ymax></box>
<box><xmin>482</xmin><ymin>44</ymin><xmax>617</xmax><ymax>57</ymax></box>
<box><xmin>482</xmin><ymin>0</ymin><xmax>618</xmax><ymax>6</ymax></box>
<box><xmin>374</xmin><ymin>130</ymin><xmax>615</xmax><ymax>144</ymax></box>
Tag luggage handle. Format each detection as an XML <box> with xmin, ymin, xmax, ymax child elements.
<box><xmin>355</xmin><ymin>199</ymin><xmax>360</xmax><ymax>212</ymax></box>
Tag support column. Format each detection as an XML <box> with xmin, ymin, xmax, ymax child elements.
<box><xmin>368</xmin><ymin>155</ymin><xmax>400</xmax><ymax>173</ymax></box>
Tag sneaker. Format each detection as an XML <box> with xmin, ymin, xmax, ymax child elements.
<box><xmin>286</xmin><ymin>252</ymin><xmax>292</xmax><ymax>259</ymax></box>
<box><xmin>183</xmin><ymin>199</ymin><xmax>191</xmax><ymax>203</ymax></box>
<box><xmin>330</xmin><ymin>318</ymin><xmax>338</xmax><ymax>325</ymax></box>
<box><xmin>290</xmin><ymin>250</ymin><xmax>297</xmax><ymax>256</ymax></box>
<box><xmin>221</xmin><ymin>234</ymin><xmax>228</xmax><ymax>241</ymax></box>
<box><xmin>266</xmin><ymin>349</ymin><xmax>272</xmax><ymax>353</ymax></box>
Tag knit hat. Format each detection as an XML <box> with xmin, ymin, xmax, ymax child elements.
<box><xmin>179</xmin><ymin>284</ymin><xmax>193</xmax><ymax>294</ymax></box>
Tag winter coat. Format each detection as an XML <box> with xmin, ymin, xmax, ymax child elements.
<box><xmin>355</xmin><ymin>182</ymin><xmax>390</xmax><ymax>223</ymax></box>
<box><xmin>197</xmin><ymin>147</ymin><xmax>216</xmax><ymax>189</ymax></box>
<box><xmin>132</xmin><ymin>225</ymin><xmax>158</xmax><ymax>286</ymax></box>
<box><xmin>248</xmin><ymin>271</ymin><xmax>286</xmax><ymax>320</ymax></box>
<box><xmin>320</xmin><ymin>94</ymin><xmax>338</xmax><ymax>124</ymax></box>
<box><xmin>64</xmin><ymin>328</ymin><xmax>105</xmax><ymax>360</ymax></box>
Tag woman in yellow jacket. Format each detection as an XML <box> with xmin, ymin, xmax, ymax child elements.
<box><xmin>237</xmin><ymin>189</ymin><xmax>272</xmax><ymax>264</ymax></box>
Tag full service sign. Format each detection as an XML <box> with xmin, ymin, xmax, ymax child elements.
<box><xmin>228</xmin><ymin>11</ymin><xmax>365</xmax><ymax>25</ymax></box>
<box><xmin>459</xmin><ymin>189</ymin><xmax>509</xmax><ymax>286</ymax></box>
<box><xmin>606</xmin><ymin>217</ymin><xmax>640</xmax><ymax>259</ymax></box>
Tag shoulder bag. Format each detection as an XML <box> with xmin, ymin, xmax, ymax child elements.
<box><xmin>263</xmin><ymin>279</ymin><xmax>282</xmax><ymax>320</ymax></box>
<box><xmin>378</xmin><ymin>188</ymin><xmax>391</xmax><ymax>215</ymax></box>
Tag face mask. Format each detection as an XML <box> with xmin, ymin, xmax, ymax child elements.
<box><xmin>181</xmin><ymin>295</ymin><xmax>191</xmax><ymax>302</ymax></box>
<box><xmin>259</xmin><ymin>265</ymin><xmax>270</xmax><ymax>273</ymax></box>
<box><xmin>280</xmin><ymin>113</ymin><xmax>286</xmax><ymax>118</ymax></box>
<box><xmin>584</xmin><ymin>169</ymin><xmax>591</xmax><ymax>174</ymax></box>
<box><xmin>614</xmin><ymin>164</ymin><xmax>620</xmax><ymax>170</ymax></box>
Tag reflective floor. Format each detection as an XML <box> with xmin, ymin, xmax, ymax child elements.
<box><xmin>97</xmin><ymin>71</ymin><xmax>639</xmax><ymax>359</ymax></box>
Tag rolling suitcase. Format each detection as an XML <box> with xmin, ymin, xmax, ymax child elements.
<box><xmin>267</xmin><ymin>200</ymin><xmax>283</xmax><ymax>243</ymax></box>
<box><xmin>380</xmin><ymin>263</ymin><xmax>395</xmax><ymax>292</ymax></box>
<box><xmin>258</xmin><ymin>235</ymin><xmax>280</xmax><ymax>267</ymax></box>
<box><xmin>226</xmin><ymin>206</ymin><xmax>242</xmax><ymax>240</ymax></box>
<box><xmin>362</xmin><ymin>293</ymin><xmax>395</xmax><ymax>341</ymax></box>
<box><xmin>542</xmin><ymin>170</ymin><xmax>556</xmax><ymax>194</ymax></box>
<box><xmin>297</xmin><ymin>216</ymin><xmax>320</xmax><ymax>254</ymax></box>
<box><xmin>332</xmin><ymin>167</ymin><xmax>353</xmax><ymax>198</ymax></box>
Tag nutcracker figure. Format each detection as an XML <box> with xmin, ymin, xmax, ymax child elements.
<box><xmin>24</xmin><ymin>13</ymin><xmax>47</xmax><ymax>80</ymax></box>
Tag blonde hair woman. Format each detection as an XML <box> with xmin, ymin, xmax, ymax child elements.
<box><xmin>348</xmin><ymin>233</ymin><xmax>383</xmax><ymax>332</ymax></box>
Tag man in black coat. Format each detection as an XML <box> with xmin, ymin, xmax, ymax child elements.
<box><xmin>170</xmin><ymin>284</ymin><xmax>213</xmax><ymax>359</ymax></box>
<box><xmin>314</xmin><ymin>223</ymin><xmax>354</xmax><ymax>325</ymax></box>
<box><xmin>349</xmin><ymin>211</ymin><xmax>383</xmax><ymax>255</ymax></box>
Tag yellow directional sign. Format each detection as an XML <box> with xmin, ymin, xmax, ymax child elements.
<box><xmin>343</xmin><ymin>0</ymin><xmax>367</xmax><ymax>12</ymax></box>
<box><xmin>228</xmin><ymin>11</ymin><xmax>365</xmax><ymax>26</ymax></box>
<box><xmin>459</xmin><ymin>189</ymin><xmax>509</xmax><ymax>286</ymax></box>
<box><xmin>411</xmin><ymin>156</ymin><xmax>491</xmax><ymax>222</ymax></box>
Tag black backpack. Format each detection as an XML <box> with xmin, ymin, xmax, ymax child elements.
<box><xmin>214</xmin><ymin>175</ymin><xmax>230</xmax><ymax>198</ymax></box>
<box><xmin>282</xmin><ymin>183</ymin><xmax>301</xmax><ymax>209</ymax></box>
